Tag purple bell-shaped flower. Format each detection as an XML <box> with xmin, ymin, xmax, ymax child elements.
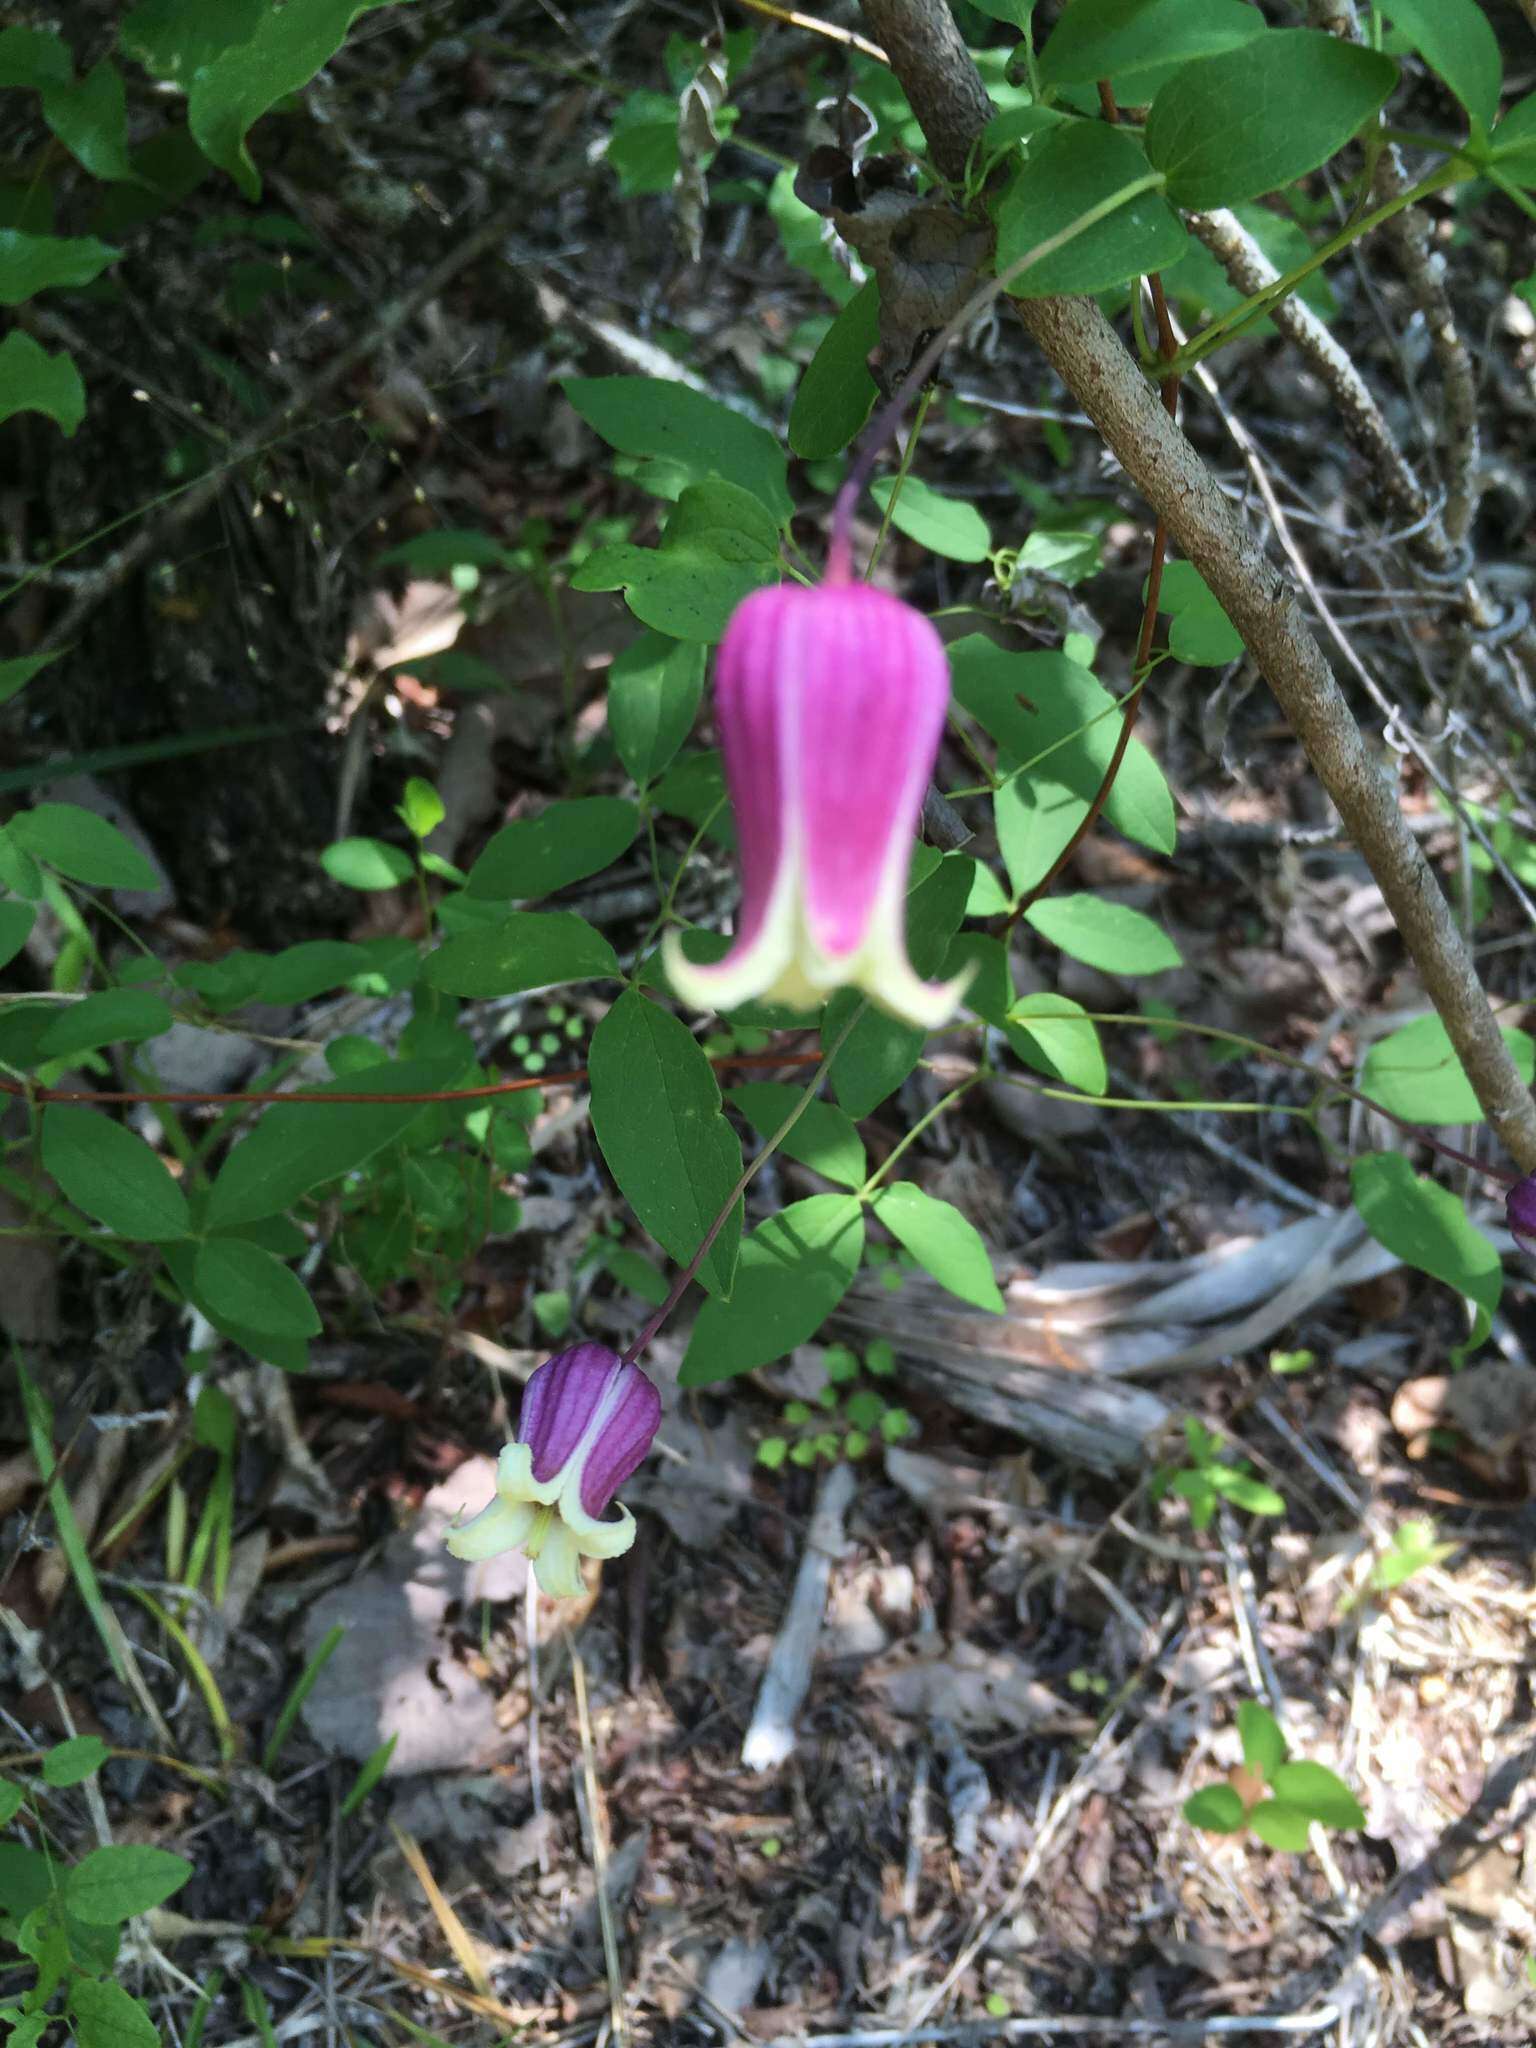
<box><xmin>662</xmin><ymin>572</ymin><xmax>967</xmax><ymax>1028</ymax></box>
<box><xmin>446</xmin><ymin>1343</ymin><xmax>661</xmax><ymax>1596</ymax></box>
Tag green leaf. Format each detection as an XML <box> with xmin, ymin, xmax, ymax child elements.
<box><xmin>606</xmin><ymin>87</ymin><xmax>680</xmax><ymax>196</ymax></box>
<box><xmin>572</xmin><ymin>481</ymin><xmax>781</xmax><ymax>641</ymax></box>
<box><xmin>0</xmin><ymin>1779</ymin><xmax>23</xmax><ymax>1823</ymax></box>
<box><xmin>9</xmin><ymin>804</ymin><xmax>158</xmax><ymax>890</ymax></box>
<box><xmin>607</xmin><ymin>1246</ymin><xmax>669</xmax><ymax>1304</ymax></box>
<box><xmin>321</xmin><ymin>836</ymin><xmax>414</xmax><ymax>890</ymax></box>
<box><xmin>193</xmin><ymin>1239</ymin><xmax>319</xmax><ymax>1339</ymax></box>
<box><xmin>0</xmin><ymin>901</ymin><xmax>36</xmax><ymax>970</ymax></box>
<box><xmin>0</xmin><ymin>649</ymin><xmax>63</xmax><ymax>709</ymax></box>
<box><xmin>1024</xmin><ymin>894</ymin><xmax>1181</xmax><ymax>976</ymax></box>
<box><xmin>788</xmin><ymin>278</ymin><xmax>880</xmax><ymax>459</ymax></box>
<box><xmin>607</xmin><ymin>632</ymin><xmax>705</xmax><ymax>786</ymax></box>
<box><xmin>205</xmin><ymin>1060</ymin><xmax>460</xmax><ymax>1228</ymax></box>
<box><xmin>993</xmin><ymin>120</ymin><xmax>1187</xmax><ymax>299</ymax></box>
<box><xmin>589</xmin><ymin>989</ymin><xmax>742</xmax><ymax>1299</ymax></box>
<box><xmin>0</xmin><ymin>1844</ymin><xmax>55</xmax><ymax>1920</ymax></box>
<box><xmin>1487</xmin><ymin>93</ymin><xmax>1536</xmax><ymax>180</ymax></box>
<box><xmin>950</xmin><ymin>638</ymin><xmax>1175</xmax><ymax>856</ymax></box>
<box><xmin>38</xmin><ymin>990</ymin><xmax>174</xmax><ymax>1059</ymax></box>
<box><xmin>993</xmin><ymin>773</ymin><xmax>1085</xmax><ymax>903</ymax></box>
<box><xmin>339</xmin><ymin>1732</ymin><xmax>398</xmax><ymax>1818</ymax></box>
<box><xmin>188</xmin><ymin>1</ymin><xmax>414</xmax><ymax>198</ymax></box>
<box><xmin>873</xmin><ymin>1183</ymin><xmax>1004</xmax><ymax>1311</ymax></box>
<box><xmin>824</xmin><ymin>992</ymin><xmax>922</xmax><ymax>1122</ymax></box>
<box><xmin>572</xmin><ymin>542</ymin><xmax>772</xmax><ymax>642</ymax></box>
<box><xmin>121</xmin><ymin>0</ymin><xmax>265</xmax><ymax>80</ymax></box>
<box><xmin>374</xmin><ymin>528</ymin><xmax>516</xmax><ymax>572</ymax></box>
<box><xmin>41</xmin><ymin>1735</ymin><xmax>110</xmax><ymax>1788</ymax></box>
<box><xmin>680</xmin><ymin>1193</ymin><xmax>865</xmax><ymax>1384</ymax></box>
<box><xmin>1269</xmin><ymin>1761</ymin><xmax>1365</xmax><ymax>1830</ymax></box>
<box><xmin>0</xmin><ymin>25</ymin><xmax>72</xmax><ymax>88</ymax></box>
<box><xmin>255</xmin><ymin>940</ymin><xmax>373</xmax><ymax>1005</ymax></box>
<box><xmin>1155</xmin><ymin>559</ymin><xmax>1244</xmax><ymax>667</ymax></box>
<box><xmin>423</xmin><ymin>911</ymin><xmax>619</xmax><ymax>998</ymax></box>
<box><xmin>869</xmin><ymin>475</ymin><xmax>991</xmax><ymax>563</ymax></box>
<box><xmin>1359</xmin><ymin>1011</ymin><xmax>1534</xmax><ymax>1127</ymax></box>
<box><xmin>0</xmin><ymin>330</ymin><xmax>85</xmax><ymax>437</ymax></box>
<box><xmin>1005</xmin><ymin>992</ymin><xmax>1107</xmax><ymax>1095</ymax></box>
<box><xmin>1182</xmin><ymin>1783</ymin><xmax>1246</xmax><ymax>1833</ymax></box>
<box><xmin>1246</xmin><ymin>1801</ymin><xmax>1315</xmax><ymax>1852</ymax></box>
<box><xmin>44</xmin><ymin>60</ymin><xmax>136</xmax><ymax>183</ymax></box>
<box><xmin>1146</xmin><ymin>30</ymin><xmax>1397</xmax><ymax>210</ymax></box>
<box><xmin>69</xmin><ymin>1978</ymin><xmax>159</xmax><ymax>2048</ymax></box>
<box><xmin>399</xmin><ymin>781</ymin><xmax>445</xmax><ymax>841</ymax></box>
<box><xmin>1379</xmin><ymin>0</ymin><xmax>1500</xmax><ymax>134</ymax></box>
<box><xmin>0</xmin><ymin>229</ymin><xmax>120</xmax><ymax>304</ymax></box>
<box><xmin>465</xmin><ymin>797</ymin><xmax>639</xmax><ymax>901</ymax></box>
<box><xmin>726</xmin><ymin>1082</ymin><xmax>867</xmax><ymax>1189</ymax></box>
<box><xmin>1236</xmin><ymin>1700</ymin><xmax>1287</xmax><ymax>1781</ymax></box>
<box><xmin>1210</xmin><ymin>1467</ymin><xmax>1286</xmax><ymax>1516</ymax></box>
<box><xmin>66</xmin><ymin>1844</ymin><xmax>192</xmax><ymax>1925</ymax></box>
<box><xmin>563</xmin><ymin>375</ymin><xmax>791</xmax><ymax>524</ymax></box>
<box><xmin>1350</xmin><ymin>1150</ymin><xmax>1501</xmax><ymax>1350</ymax></box>
<box><xmin>1041</xmin><ymin>0</ymin><xmax>1265</xmax><ymax>89</ymax></box>
<box><xmin>41</xmin><ymin>1107</ymin><xmax>192</xmax><ymax>1241</ymax></box>
<box><xmin>823</xmin><ymin>852</ymin><xmax>974</xmax><ymax>1117</ymax></box>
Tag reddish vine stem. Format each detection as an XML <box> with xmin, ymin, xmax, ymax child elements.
<box><xmin>1011</xmin><ymin>81</ymin><xmax>1181</xmax><ymax>926</ymax></box>
<box><xmin>0</xmin><ymin>1047</ymin><xmax>823</xmax><ymax>1112</ymax></box>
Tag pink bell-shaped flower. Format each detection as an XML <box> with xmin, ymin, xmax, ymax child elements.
<box><xmin>662</xmin><ymin>574</ymin><xmax>966</xmax><ymax>1028</ymax></box>
<box><xmin>445</xmin><ymin>1343</ymin><xmax>661</xmax><ymax>1597</ymax></box>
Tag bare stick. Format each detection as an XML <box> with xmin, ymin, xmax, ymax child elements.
<box><xmin>857</xmin><ymin>0</ymin><xmax>1536</xmax><ymax>1172</ymax></box>
<box><xmin>741</xmin><ymin>1459</ymin><xmax>856</xmax><ymax>1770</ymax></box>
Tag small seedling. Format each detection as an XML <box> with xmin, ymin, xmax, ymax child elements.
<box><xmin>1184</xmin><ymin>1700</ymin><xmax>1365</xmax><ymax>1852</ymax></box>
<box><xmin>757</xmin><ymin>1342</ymin><xmax>912</xmax><ymax>1470</ymax></box>
<box><xmin>1151</xmin><ymin>1418</ymin><xmax>1286</xmax><ymax>1531</ymax></box>
<box><xmin>1370</xmin><ymin>1518</ymin><xmax>1456</xmax><ymax>1596</ymax></box>
<box><xmin>1267</xmin><ymin>1347</ymin><xmax>1315</xmax><ymax>1377</ymax></box>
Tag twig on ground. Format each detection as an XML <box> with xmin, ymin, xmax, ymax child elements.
<box><xmin>741</xmin><ymin>1459</ymin><xmax>856</xmax><ymax>1771</ymax></box>
<box><xmin>764</xmin><ymin>2015</ymin><xmax>1342</xmax><ymax>2045</ymax></box>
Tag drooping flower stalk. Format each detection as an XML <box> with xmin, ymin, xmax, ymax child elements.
<box><xmin>1508</xmin><ymin>1174</ymin><xmax>1536</xmax><ymax>1257</ymax></box>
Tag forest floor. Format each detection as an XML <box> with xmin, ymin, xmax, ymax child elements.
<box><xmin>5</xmin><ymin>2</ymin><xmax>1536</xmax><ymax>2044</ymax></box>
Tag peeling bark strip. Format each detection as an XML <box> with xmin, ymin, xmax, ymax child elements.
<box><xmin>858</xmin><ymin>0</ymin><xmax>1536</xmax><ymax>1174</ymax></box>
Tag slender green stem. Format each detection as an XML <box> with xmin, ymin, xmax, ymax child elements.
<box><xmin>622</xmin><ymin>1001</ymin><xmax>867</xmax><ymax>1364</ymax></box>
<box><xmin>857</xmin><ymin>1071</ymin><xmax>983</xmax><ymax>1199</ymax></box>
<box><xmin>634</xmin><ymin>794</ymin><xmax>729</xmax><ymax>965</ymax></box>
<box><xmin>992</xmin><ymin>1071</ymin><xmax>1295</xmax><ymax>1118</ymax></box>
<box><xmin>1168</xmin><ymin>162</ymin><xmax>1463</xmax><ymax>374</ymax></box>
<box><xmin>867</xmin><ymin>386</ymin><xmax>934</xmax><ymax>579</ymax></box>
